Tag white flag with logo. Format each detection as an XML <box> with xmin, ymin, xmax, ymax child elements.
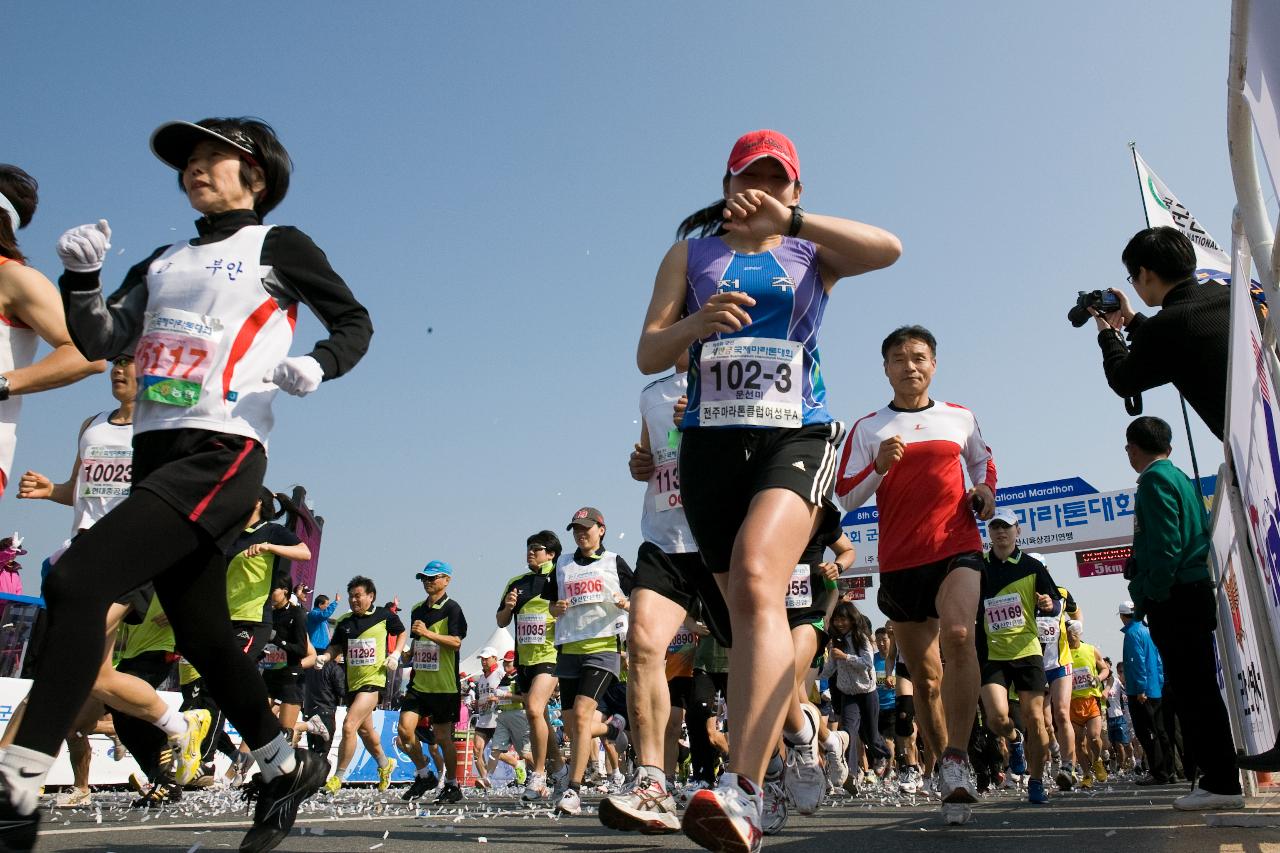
<box><xmin>1131</xmin><ymin>147</ymin><xmax>1231</xmax><ymax>282</ymax></box>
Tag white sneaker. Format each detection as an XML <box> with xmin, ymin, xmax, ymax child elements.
<box><xmin>556</xmin><ymin>787</ymin><xmax>582</xmax><ymax>816</ymax></box>
<box><xmin>675</xmin><ymin>779</ymin><xmax>709</xmax><ymax>807</ymax></box>
<box><xmin>898</xmin><ymin>766</ymin><xmax>923</xmax><ymax>794</ymax></box>
<box><xmin>939</xmin><ymin>755</ymin><xmax>977</xmax><ymax>804</ymax></box>
<box><xmin>939</xmin><ymin>754</ymin><xmax>976</xmax><ymax>825</ymax></box>
<box><xmin>782</xmin><ymin>705</ymin><xmax>824</xmax><ymax>815</ymax></box>
<box><xmin>54</xmin><ymin>788</ymin><xmax>93</xmax><ymax>808</ymax></box>
<box><xmin>305</xmin><ymin>714</ymin><xmax>330</xmax><ymax>741</ymax></box>
<box><xmin>762</xmin><ymin>778</ymin><xmax>788</xmax><ymax>836</ymax></box>
<box><xmin>599</xmin><ymin>776</ymin><xmax>680</xmax><ymax>834</ymax></box>
<box><xmin>682</xmin><ymin>773</ymin><xmax>764</xmax><ymax>853</ymax></box>
<box><xmin>824</xmin><ymin>730</ymin><xmax>850</xmax><ymax>788</ymax></box>
<box><xmin>522</xmin><ymin>771</ymin><xmax>550</xmax><ymax>801</ymax></box>
<box><xmin>1172</xmin><ymin>785</ymin><xmax>1245</xmax><ymax>811</ymax></box>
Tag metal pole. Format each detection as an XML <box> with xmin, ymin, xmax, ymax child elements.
<box><xmin>1228</xmin><ymin>0</ymin><xmax>1279</xmax><ymax>298</ymax></box>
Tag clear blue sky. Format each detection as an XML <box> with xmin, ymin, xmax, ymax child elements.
<box><xmin>6</xmin><ymin>2</ymin><xmax>1257</xmax><ymax>663</ymax></box>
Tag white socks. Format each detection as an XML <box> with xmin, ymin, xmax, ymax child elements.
<box><xmin>375</xmin><ymin>752</ymin><xmax>389</xmax><ymax>770</ymax></box>
<box><xmin>156</xmin><ymin>707</ymin><xmax>186</xmax><ymax>738</ymax></box>
<box><xmin>784</xmin><ymin>714</ymin><xmax>815</xmax><ymax>747</ymax></box>
<box><xmin>416</xmin><ymin>765</ymin><xmax>434</xmax><ymax>779</ymax></box>
<box><xmin>638</xmin><ymin>765</ymin><xmax>667</xmax><ymax>790</ymax></box>
<box><xmin>824</xmin><ymin>731</ymin><xmax>843</xmax><ymax>754</ymax></box>
<box><xmin>0</xmin><ymin>746</ymin><xmax>54</xmax><ymax>815</ymax></box>
<box><xmin>250</xmin><ymin>733</ymin><xmax>296</xmax><ymax>782</ymax></box>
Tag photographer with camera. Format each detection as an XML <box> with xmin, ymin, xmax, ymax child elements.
<box><xmin>1081</xmin><ymin>226</ymin><xmax>1229</xmax><ymax>440</ymax></box>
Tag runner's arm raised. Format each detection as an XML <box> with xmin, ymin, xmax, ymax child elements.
<box><xmin>804</xmin><ymin>213</ymin><xmax>901</xmax><ymax>287</ymax></box>
<box><xmin>60</xmin><ymin>249</ymin><xmax>165</xmax><ymax>363</ymax></box>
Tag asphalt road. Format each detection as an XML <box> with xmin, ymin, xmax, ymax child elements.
<box><xmin>30</xmin><ymin>778</ymin><xmax>1280</xmax><ymax>853</ymax></box>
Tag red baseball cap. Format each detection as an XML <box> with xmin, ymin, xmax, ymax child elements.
<box><xmin>503</xmin><ymin>650</ymin><xmax>516</xmax><ymax>662</ymax></box>
<box><xmin>728</xmin><ymin>130</ymin><xmax>800</xmax><ymax>181</ymax></box>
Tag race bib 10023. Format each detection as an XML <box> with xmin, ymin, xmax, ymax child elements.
<box><xmin>80</xmin><ymin>446</ymin><xmax>132</xmax><ymax>498</ymax></box>
<box><xmin>697</xmin><ymin>337</ymin><xmax>803</xmax><ymax>428</ymax></box>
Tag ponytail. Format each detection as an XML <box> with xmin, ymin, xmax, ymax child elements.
<box><xmin>676</xmin><ymin>199</ymin><xmax>727</xmax><ymax>241</ymax></box>
<box><xmin>262</xmin><ymin>487</ymin><xmax>315</xmax><ymax>535</ymax></box>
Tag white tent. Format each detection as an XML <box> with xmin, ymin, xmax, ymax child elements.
<box><xmin>458</xmin><ymin>625</ymin><xmax>514</xmax><ymax>681</ymax></box>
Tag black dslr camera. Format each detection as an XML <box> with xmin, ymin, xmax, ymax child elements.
<box><xmin>1067</xmin><ymin>290</ymin><xmax>1122</xmax><ymax>327</ymax></box>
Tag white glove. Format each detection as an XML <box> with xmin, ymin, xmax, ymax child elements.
<box><xmin>56</xmin><ymin>220</ymin><xmax>112</xmax><ymax>273</ymax></box>
<box><xmin>384</xmin><ymin>653</ymin><xmax>401</xmax><ymax>672</ymax></box>
<box><xmin>314</xmin><ymin>653</ymin><xmax>330</xmax><ymax>668</ymax></box>
<box><xmin>264</xmin><ymin>355</ymin><xmax>323</xmax><ymax>397</ymax></box>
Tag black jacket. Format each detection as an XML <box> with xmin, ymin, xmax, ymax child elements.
<box><xmin>1097</xmin><ymin>280</ymin><xmax>1229</xmax><ymax>439</ymax></box>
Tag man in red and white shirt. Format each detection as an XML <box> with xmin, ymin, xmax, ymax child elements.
<box><xmin>835</xmin><ymin>325</ymin><xmax>995</xmax><ymax>824</ymax></box>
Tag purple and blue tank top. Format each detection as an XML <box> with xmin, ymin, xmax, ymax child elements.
<box><xmin>682</xmin><ymin>236</ymin><xmax>831</xmax><ymax>429</ymax></box>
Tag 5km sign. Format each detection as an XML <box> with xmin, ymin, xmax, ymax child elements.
<box><xmin>1076</xmin><ymin>546</ymin><xmax>1132</xmax><ymax>579</ymax></box>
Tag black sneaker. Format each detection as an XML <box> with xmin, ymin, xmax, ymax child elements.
<box><xmin>401</xmin><ymin>772</ymin><xmax>438</xmax><ymax>801</ymax></box>
<box><xmin>434</xmin><ymin>782</ymin><xmax>463</xmax><ymax>804</ymax></box>
<box><xmin>131</xmin><ymin>778</ymin><xmax>182</xmax><ymax>809</ymax></box>
<box><xmin>239</xmin><ymin>748</ymin><xmax>330</xmax><ymax>853</ymax></box>
<box><xmin>1238</xmin><ymin>742</ymin><xmax>1280</xmax><ymax>772</ymax></box>
<box><xmin>0</xmin><ymin>789</ymin><xmax>40</xmax><ymax>852</ymax></box>
<box><xmin>1135</xmin><ymin>773</ymin><xmax>1172</xmax><ymax>786</ymax></box>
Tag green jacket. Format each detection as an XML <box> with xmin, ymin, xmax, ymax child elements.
<box><xmin>1129</xmin><ymin>458</ymin><xmax>1211</xmax><ymax>617</ymax></box>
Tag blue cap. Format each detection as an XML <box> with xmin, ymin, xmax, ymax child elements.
<box><xmin>417</xmin><ymin>560</ymin><xmax>453</xmax><ymax>579</ymax></box>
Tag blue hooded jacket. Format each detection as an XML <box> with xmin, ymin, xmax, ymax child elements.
<box><xmin>1121</xmin><ymin>618</ymin><xmax>1163</xmax><ymax>699</ymax></box>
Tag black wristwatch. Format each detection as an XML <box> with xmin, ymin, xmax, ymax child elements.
<box><xmin>787</xmin><ymin>205</ymin><xmax>805</xmax><ymax>237</ymax></box>
<box><xmin>0</xmin><ymin>375</ymin><xmax>11</xmax><ymax>402</ymax></box>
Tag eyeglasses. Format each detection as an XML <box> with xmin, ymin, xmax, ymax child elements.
<box><xmin>112</xmin><ymin>357</ymin><xmax>134</xmax><ymax>367</ymax></box>
<box><xmin>527</xmin><ymin>546</ymin><xmax>548</xmax><ymax>553</ymax></box>
<box><xmin>1125</xmin><ymin>274</ymin><xmax>1135</xmax><ymax>285</ymax></box>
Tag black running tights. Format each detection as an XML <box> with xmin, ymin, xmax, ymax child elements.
<box><xmin>15</xmin><ymin>490</ymin><xmax>279</xmax><ymax>758</ymax></box>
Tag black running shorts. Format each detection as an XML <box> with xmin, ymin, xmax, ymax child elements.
<box><xmin>878</xmin><ymin>552</ymin><xmax>983</xmax><ymax>623</ymax></box>
<box><xmin>679</xmin><ymin>422</ymin><xmax>845</xmax><ymax>575</ymax></box>
<box><xmin>632</xmin><ymin>542</ymin><xmax>731</xmax><ymax>647</ymax></box>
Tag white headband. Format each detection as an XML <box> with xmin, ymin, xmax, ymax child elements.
<box><xmin>0</xmin><ymin>194</ymin><xmax>19</xmax><ymax>234</ymax></box>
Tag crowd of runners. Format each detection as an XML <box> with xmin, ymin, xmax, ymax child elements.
<box><xmin>0</xmin><ymin>123</ymin><xmax>1257</xmax><ymax>853</ymax></box>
